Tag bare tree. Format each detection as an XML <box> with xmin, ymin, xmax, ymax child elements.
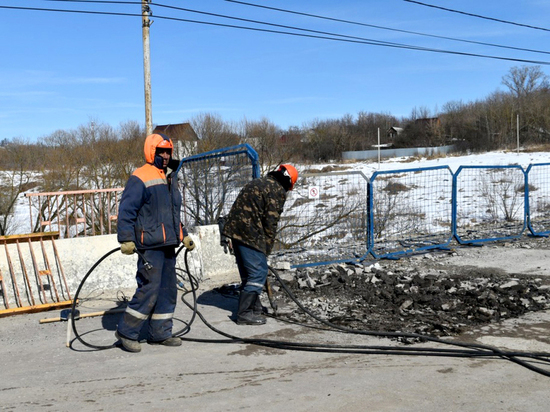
<box><xmin>28</xmin><ymin>121</ymin><xmax>145</xmax><ymax>236</ymax></box>
<box><xmin>502</xmin><ymin>66</ymin><xmax>550</xmax><ymax>144</ymax></box>
<box><xmin>0</xmin><ymin>139</ymin><xmax>40</xmax><ymax>235</ymax></box>
<box><xmin>189</xmin><ymin>113</ymin><xmax>240</xmax><ymax>153</ymax></box>
<box><xmin>243</xmin><ymin>117</ymin><xmax>292</xmax><ymax>174</ymax></box>
<box><xmin>502</xmin><ymin>65</ymin><xmax>549</xmax><ymax>99</ymax></box>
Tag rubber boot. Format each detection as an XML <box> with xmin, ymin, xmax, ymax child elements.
<box><xmin>252</xmin><ymin>294</ymin><xmax>267</xmax><ymax>316</ymax></box>
<box><xmin>237</xmin><ymin>291</ymin><xmax>266</xmax><ymax>325</ymax></box>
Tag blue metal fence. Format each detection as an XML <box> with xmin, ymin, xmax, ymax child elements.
<box><xmin>176</xmin><ymin>144</ymin><xmax>260</xmax><ymax>229</ymax></box>
<box><xmin>278</xmin><ymin>171</ymin><xmax>369</xmax><ymax>267</ymax></box>
<box><xmin>453</xmin><ymin>165</ymin><xmax>527</xmax><ymax>245</ymax></box>
<box><xmin>283</xmin><ymin>164</ymin><xmax>549</xmax><ymax>266</ymax></box>
<box><xmin>174</xmin><ymin>145</ymin><xmax>550</xmax><ymax>267</ymax></box>
<box><xmin>526</xmin><ymin>163</ymin><xmax>550</xmax><ymax>237</ymax></box>
<box><xmin>369</xmin><ymin>166</ymin><xmax>454</xmax><ymax>259</ymax></box>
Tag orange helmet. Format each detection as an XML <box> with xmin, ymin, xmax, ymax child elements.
<box><xmin>278</xmin><ymin>164</ymin><xmax>298</xmax><ymax>190</ymax></box>
<box><xmin>144</xmin><ymin>133</ymin><xmax>173</xmax><ymax>163</ymax></box>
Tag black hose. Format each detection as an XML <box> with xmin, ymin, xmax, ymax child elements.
<box><xmin>172</xmin><ymin>245</ymin><xmax>198</xmax><ymax>337</ymax></box>
<box><xmin>70</xmin><ymin>246</ymin><xmax>198</xmax><ymax>350</ymax></box>
<box><xmin>68</xmin><ymin>246</ymin><xmax>550</xmax><ymax>377</ymax></box>
<box><xmin>179</xmin><ymin>264</ymin><xmax>550</xmax><ymax>377</ymax></box>
<box><xmin>70</xmin><ymin>247</ymin><xmax>121</xmax><ymax>350</ymax></box>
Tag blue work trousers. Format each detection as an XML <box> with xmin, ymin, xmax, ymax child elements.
<box><xmin>117</xmin><ymin>247</ymin><xmax>177</xmax><ymax>342</ymax></box>
<box><xmin>232</xmin><ymin>239</ymin><xmax>268</xmax><ymax>294</ymax></box>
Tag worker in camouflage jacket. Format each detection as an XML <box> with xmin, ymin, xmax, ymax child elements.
<box><xmin>222</xmin><ymin>164</ymin><xmax>298</xmax><ymax>325</ymax></box>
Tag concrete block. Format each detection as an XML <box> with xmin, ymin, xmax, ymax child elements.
<box><xmin>194</xmin><ymin>225</ymin><xmax>239</xmax><ymax>280</ymax></box>
<box><xmin>0</xmin><ymin>226</ymin><xmax>239</xmax><ymax>308</ymax></box>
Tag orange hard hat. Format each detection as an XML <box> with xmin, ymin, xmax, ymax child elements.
<box><xmin>144</xmin><ymin>133</ymin><xmax>173</xmax><ymax>163</ymax></box>
<box><xmin>157</xmin><ymin>137</ymin><xmax>173</xmax><ymax>150</ymax></box>
<box><xmin>278</xmin><ymin>164</ymin><xmax>298</xmax><ymax>190</ymax></box>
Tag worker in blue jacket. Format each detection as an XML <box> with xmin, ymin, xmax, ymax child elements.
<box><xmin>115</xmin><ymin>133</ymin><xmax>194</xmax><ymax>352</ymax></box>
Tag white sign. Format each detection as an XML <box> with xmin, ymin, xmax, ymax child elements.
<box><xmin>308</xmin><ymin>186</ymin><xmax>319</xmax><ymax>199</ymax></box>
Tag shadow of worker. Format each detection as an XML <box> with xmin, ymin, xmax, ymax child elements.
<box><xmin>192</xmin><ymin>283</ymin><xmax>241</xmax><ymax>321</ymax></box>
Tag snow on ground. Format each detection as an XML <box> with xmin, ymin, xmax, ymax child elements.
<box><xmin>335</xmin><ymin>149</ymin><xmax>549</xmax><ymax>175</ymax></box>
<box><xmin>7</xmin><ymin>150</ymin><xmax>550</xmax><ymax>237</ymax></box>
<box><xmin>276</xmin><ymin>149</ymin><xmax>550</xmax><ymax>263</ymax></box>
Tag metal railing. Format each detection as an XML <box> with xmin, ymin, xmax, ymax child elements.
<box><xmin>25</xmin><ymin>188</ymin><xmax>123</xmax><ymax>238</ymax></box>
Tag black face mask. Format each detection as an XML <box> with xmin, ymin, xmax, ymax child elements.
<box><xmin>153</xmin><ymin>148</ymin><xmax>171</xmax><ymax>169</ymax></box>
<box><xmin>153</xmin><ymin>153</ymin><xmax>165</xmax><ymax>169</ymax></box>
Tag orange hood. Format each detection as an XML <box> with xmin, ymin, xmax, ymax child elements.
<box><xmin>144</xmin><ymin>133</ymin><xmax>173</xmax><ymax>164</ymax></box>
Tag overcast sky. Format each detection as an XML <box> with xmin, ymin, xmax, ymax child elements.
<box><xmin>2</xmin><ymin>0</ymin><xmax>550</xmax><ymax>141</ymax></box>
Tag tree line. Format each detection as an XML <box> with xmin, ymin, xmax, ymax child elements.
<box><xmin>0</xmin><ymin>65</ymin><xmax>548</xmax><ymax>235</ymax></box>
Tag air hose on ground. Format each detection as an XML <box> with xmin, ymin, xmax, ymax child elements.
<box><xmin>70</xmin><ymin>245</ymin><xmax>194</xmax><ymax>350</ymax></box>
<box><xmin>69</xmin><ymin>247</ymin><xmax>550</xmax><ymax>377</ymax></box>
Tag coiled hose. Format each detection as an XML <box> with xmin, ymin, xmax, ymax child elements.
<box><xmin>69</xmin><ymin>247</ymin><xmax>550</xmax><ymax>377</ymax></box>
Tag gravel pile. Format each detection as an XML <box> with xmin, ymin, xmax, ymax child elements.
<box><xmin>268</xmin><ymin>254</ymin><xmax>550</xmax><ymax>337</ymax></box>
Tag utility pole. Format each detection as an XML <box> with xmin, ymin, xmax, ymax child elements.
<box><xmin>142</xmin><ymin>0</ymin><xmax>153</xmax><ymax>135</ymax></box>
<box><xmin>517</xmin><ymin>114</ymin><xmax>520</xmax><ymax>154</ymax></box>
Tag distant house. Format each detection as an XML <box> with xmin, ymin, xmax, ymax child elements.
<box><xmin>414</xmin><ymin>117</ymin><xmax>441</xmax><ymax>129</ymax></box>
<box><xmin>153</xmin><ymin>123</ymin><xmax>199</xmax><ymax>158</ymax></box>
<box><xmin>387</xmin><ymin>127</ymin><xmax>403</xmax><ymax>141</ymax></box>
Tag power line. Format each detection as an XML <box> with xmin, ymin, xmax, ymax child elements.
<box><xmin>403</xmin><ymin>0</ymin><xmax>550</xmax><ymax>32</ymax></box>
<box><xmin>0</xmin><ymin>4</ymin><xmax>139</xmax><ymax>18</ymax></box>
<box><xmin>40</xmin><ymin>1</ymin><xmax>550</xmax><ymax>57</ymax></box>
<box><xmin>2</xmin><ymin>4</ymin><xmax>550</xmax><ymax>65</ymax></box>
<box><xmin>36</xmin><ymin>0</ymin><xmax>550</xmax><ymax>56</ymax></box>
<box><xmin>224</xmin><ymin>0</ymin><xmax>550</xmax><ymax>56</ymax></box>
<box><xmin>42</xmin><ymin>0</ymin><xmax>138</xmax><ymax>4</ymax></box>
<box><xmin>151</xmin><ymin>3</ymin><xmax>435</xmax><ymax>50</ymax></box>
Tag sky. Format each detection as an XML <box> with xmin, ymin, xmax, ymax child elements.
<box><xmin>2</xmin><ymin>0</ymin><xmax>550</xmax><ymax>142</ymax></box>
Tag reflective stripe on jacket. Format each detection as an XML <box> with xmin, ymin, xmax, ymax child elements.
<box><xmin>117</xmin><ymin>164</ymin><xmax>186</xmax><ymax>249</ymax></box>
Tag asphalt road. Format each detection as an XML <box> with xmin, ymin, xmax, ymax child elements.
<box><xmin>1</xmin><ymin>245</ymin><xmax>550</xmax><ymax>412</ymax></box>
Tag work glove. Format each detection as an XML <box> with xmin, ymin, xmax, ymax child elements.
<box><xmin>120</xmin><ymin>241</ymin><xmax>136</xmax><ymax>255</ymax></box>
<box><xmin>183</xmin><ymin>236</ymin><xmax>195</xmax><ymax>251</ymax></box>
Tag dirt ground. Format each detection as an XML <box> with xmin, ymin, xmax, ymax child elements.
<box><xmin>2</xmin><ymin>236</ymin><xmax>550</xmax><ymax>411</ymax></box>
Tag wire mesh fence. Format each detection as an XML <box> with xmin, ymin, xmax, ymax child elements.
<box><xmin>526</xmin><ymin>163</ymin><xmax>550</xmax><ymax>236</ymax></box>
<box><xmin>176</xmin><ymin>144</ymin><xmax>260</xmax><ymax>229</ymax></box>
<box><xmin>20</xmin><ymin>144</ymin><xmax>550</xmax><ymax>267</ymax></box>
<box><xmin>369</xmin><ymin>166</ymin><xmax>454</xmax><ymax>259</ymax></box>
<box><xmin>454</xmin><ymin>165</ymin><xmax>526</xmax><ymax>244</ymax></box>
<box><xmin>275</xmin><ymin>171</ymin><xmax>369</xmax><ymax>267</ymax></box>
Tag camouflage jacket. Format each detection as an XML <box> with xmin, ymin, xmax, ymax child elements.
<box><xmin>222</xmin><ymin>175</ymin><xmax>287</xmax><ymax>255</ymax></box>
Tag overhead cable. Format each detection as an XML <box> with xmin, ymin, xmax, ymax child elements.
<box><xmin>2</xmin><ymin>4</ymin><xmax>550</xmax><ymax>65</ymax></box>
<box><xmin>224</xmin><ymin>0</ymin><xmax>550</xmax><ymax>56</ymax></box>
<box><xmin>403</xmin><ymin>0</ymin><xmax>550</xmax><ymax>32</ymax></box>
<box><xmin>30</xmin><ymin>1</ymin><xmax>550</xmax><ymax>56</ymax></box>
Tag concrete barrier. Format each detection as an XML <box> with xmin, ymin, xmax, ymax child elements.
<box><xmin>0</xmin><ymin>226</ymin><xmax>239</xmax><ymax>308</ymax></box>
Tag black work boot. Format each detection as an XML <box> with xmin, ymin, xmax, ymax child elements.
<box><xmin>237</xmin><ymin>291</ymin><xmax>266</xmax><ymax>325</ymax></box>
<box><xmin>252</xmin><ymin>294</ymin><xmax>267</xmax><ymax>316</ymax></box>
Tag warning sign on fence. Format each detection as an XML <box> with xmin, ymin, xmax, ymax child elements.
<box><xmin>308</xmin><ymin>186</ymin><xmax>319</xmax><ymax>200</ymax></box>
